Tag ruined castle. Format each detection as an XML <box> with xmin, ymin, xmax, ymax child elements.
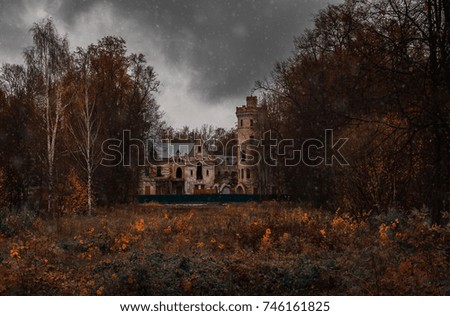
<box><xmin>139</xmin><ymin>96</ymin><xmax>280</xmax><ymax>195</ymax></box>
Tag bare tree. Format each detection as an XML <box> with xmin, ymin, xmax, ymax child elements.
<box><xmin>24</xmin><ymin>18</ymin><xmax>72</xmax><ymax>214</ymax></box>
<box><xmin>68</xmin><ymin>51</ymin><xmax>102</xmax><ymax>215</ymax></box>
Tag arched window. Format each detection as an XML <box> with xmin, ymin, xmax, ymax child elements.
<box><xmin>241</xmin><ymin>169</ymin><xmax>244</xmax><ymax>179</ymax></box>
<box><xmin>196</xmin><ymin>162</ymin><xmax>203</xmax><ymax>180</ymax></box>
<box><xmin>176</xmin><ymin>167</ymin><xmax>182</xmax><ymax>179</ymax></box>
<box><xmin>206</xmin><ymin>170</ymin><xmax>209</xmax><ymax>176</ymax></box>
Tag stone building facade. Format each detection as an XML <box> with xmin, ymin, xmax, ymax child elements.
<box><xmin>140</xmin><ymin>140</ymin><xmax>219</xmax><ymax>195</ymax></box>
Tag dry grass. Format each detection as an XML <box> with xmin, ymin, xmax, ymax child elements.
<box><xmin>0</xmin><ymin>202</ymin><xmax>449</xmax><ymax>295</ymax></box>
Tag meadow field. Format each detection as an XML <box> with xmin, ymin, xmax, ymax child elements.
<box><xmin>0</xmin><ymin>202</ymin><xmax>449</xmax><ymax>295</ymax></box>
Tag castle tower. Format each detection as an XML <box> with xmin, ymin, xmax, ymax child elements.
<box><xmin>235</xmin><ymin>96</ymin><xmax>263</xmax><ymax>194</ymax></box>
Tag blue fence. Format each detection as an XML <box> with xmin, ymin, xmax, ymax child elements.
<box><xmin>136</xmin><ymin>194</ymin><xmax>292</xmax><ymax>204</ymax></box>
<box><xmin>137</xmin><ymin>194</ymin><xmax>261</xmax><ymax>204</ymax></box>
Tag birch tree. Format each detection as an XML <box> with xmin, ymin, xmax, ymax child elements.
<box><xmin>68</xmin><ymin>49</ymin><xmax>102</xmax><ymax>216</ymax></box>
<box><xmin>24</xmin><ymin>18</ymin><xmax>72</xmax><ymax>214</ymax></box>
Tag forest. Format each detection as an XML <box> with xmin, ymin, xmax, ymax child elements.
<box><xmin>0</xmin><ymin>0</ymin><xmax>449</xmax><ymax>295</ymax></box>
<box><xmin>256</xmin><ymin>0</ymin><xmax>450</xmax><ymax>224</ymax></box>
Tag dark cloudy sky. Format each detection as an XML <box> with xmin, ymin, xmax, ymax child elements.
<box><xmin>0</xmin><ymin>0</ymin><xmax>341</xmax><ymax>128</ymax></box>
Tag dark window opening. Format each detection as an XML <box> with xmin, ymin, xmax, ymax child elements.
<box><xmin>247</xmin><ymin>169</ymin><xmax>250</xmax><ymax>179</ymax></box>
<box><xmin>190</xmin><ymin>170</ymin><xmax>193</xmax><ymax>176</ymax></box>
<box><xmin>217</xmin><ymin>170</ymin><xmax>221</xmax><ymax>176</ymax></box>
<box><xmin>241</xmin><ymin>169</ymin><xmax>244</xmax><ymax>179</ymax></box>
<box><xmin>196</xmin><ymin>162</ymin><xmax>203</xmax><ymax>180</ymax></box>
<box><xmin>250</xmin><ymin>119</ymin><xmax>254</xmax><ymax>126</ymax></box>
<box><xmin>197</xmin><ymin>146</ymin><xmax>201</xmax><ymax>153</ymax></box>
<box><xmin>156</xmin><ymin>166</ymin><xmax>162</xmax><ymax>177</ymax></box>
<box><xmin>144</xmin><ymin>167</ymin><xmax>150</xmax><ymax>177</ymax></box>
<box><xmin>240</xmin><ymin>119</ymin><xmax>243</xmax><ymax>127</ymax></box>
<box><xmin>206</xmin><ymin>170</ymin><xmax>209</xmax><ymax>176</ymax></box>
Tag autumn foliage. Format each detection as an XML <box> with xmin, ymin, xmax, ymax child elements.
<box><xmin>258</xmin><ymin>0</ymin><xmax>450</xmax><ymax>222</ymax></box>
<box><xmin>0</xmin><ymin>203</ymin><xmax>448</xmax><ymax>295</ymax></box>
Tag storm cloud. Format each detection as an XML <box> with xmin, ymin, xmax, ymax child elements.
<box><xmin>0</xmin><ymin>0</ymin><xmax>341</xmax><ymax>128</ymax></box>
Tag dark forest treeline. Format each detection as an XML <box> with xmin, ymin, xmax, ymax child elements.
<box><xmin>0</xmin><ymin>19</ymin><xmax>163</xmax><ymax>214</ymax></box>
<box><xmin>257</xmin><ymin>0</ymin><xmax>450</xmax><ymax>223</ymax></box>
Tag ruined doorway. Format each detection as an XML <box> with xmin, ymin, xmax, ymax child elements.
<box><xmin>176</xmin><ymin>167</ymin><xmax>182</xmax><ymax>178</ymax></box>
